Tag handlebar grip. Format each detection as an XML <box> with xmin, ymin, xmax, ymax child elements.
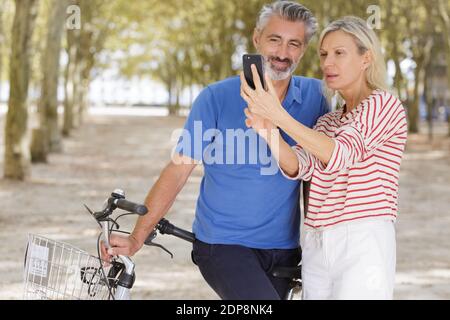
<box><xmin>157</xmin><ymin>219</ymin><xmax>195</xmax><ymax>243</ymax></box>
<box><xmin>170</xmin><ymin>227</ymin><xmax>196</xmax><ymax>243</ymax></box>
<box><xmin>115</xmin><ymin>199</ymin><xmax>148</xmax><ymax>216</ymax></box>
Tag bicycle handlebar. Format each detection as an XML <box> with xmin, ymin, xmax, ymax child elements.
<box><xmin>114</xmin><ymin>199</ymin><xmax>148</xmax><ymax>216</ymax></box>
<box><xmin>156</xmin><ymin>218</ymin><xmax>196</xmax><ymax>243</ymax></box>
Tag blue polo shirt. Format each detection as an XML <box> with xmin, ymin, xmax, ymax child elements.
<box><xmin>175</xmin><ymin>75</ymin><xmax>328</xmax><ymax>249</ymax></box>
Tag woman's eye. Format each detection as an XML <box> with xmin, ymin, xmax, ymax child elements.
<box><xmin>320</xmin><ymin>53</ymin><xmax>327</xmax><ymax>57</ymax></box>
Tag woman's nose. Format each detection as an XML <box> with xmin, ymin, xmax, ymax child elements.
<box><xmin>322</xmin><ymin>55</ymin><xmax>335</xmax><ymax>69</ymax></box>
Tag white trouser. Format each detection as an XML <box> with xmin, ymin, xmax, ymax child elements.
<box><xmin>301</xmin><ymin>219</ymin><xmax>396</xmax><ymax>300</ymax></box>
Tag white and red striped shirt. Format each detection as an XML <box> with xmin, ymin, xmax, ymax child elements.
<box><xmin>281</xmin><ymin>89</ymin><xmax>408</xmax><ymax>230</ymax></box>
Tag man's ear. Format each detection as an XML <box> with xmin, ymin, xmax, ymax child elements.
<box><xmin>253</xmin><ymin>28</ymin><xmax>261</xmax><ymax>50</ymax></box>
<box><xmin>299</xmin><ymin>46</ymin><xmax>307</xmax><ymax>60</ymax></box>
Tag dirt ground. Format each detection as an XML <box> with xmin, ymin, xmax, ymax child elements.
<box><xmin>0</xmin><ymin>108</ymin><xmax>449</xmax><ymax>300</ymax></box>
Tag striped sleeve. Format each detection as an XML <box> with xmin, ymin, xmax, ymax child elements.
<box><xmin>322</xmin><ymin>93</ymin><xmax>406</xmax><ymax>173</ymax></box>
<box><xmin>278</xmin><ymin>145</ymin><xmax>315</xmax><ymax>181</ymax></box>
<box><xmin>278</xmin><ymin>112</ymin><xmax>335</xmax><ymax>181</ymax></box>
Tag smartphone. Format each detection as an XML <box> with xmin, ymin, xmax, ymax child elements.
<box><xmin>243</xmin><ymin>54</ymin><xmax>266</xmax><ymax>90</ymax></box>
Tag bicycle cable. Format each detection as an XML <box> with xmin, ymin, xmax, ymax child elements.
<box><xmin>96</xmin><ymin>233</ymin><xmax>116</xmax><ymax>300</ymax></box>
<box><xmin>97</xmin><ymin>212</ymin><xmax>135</xmax><ymax>300</ymax></box>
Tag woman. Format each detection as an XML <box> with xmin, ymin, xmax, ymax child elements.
<box><xmin>240</xmin><ymin>16</ymin><xmax>407</xmax><ymax>299</ymax></box>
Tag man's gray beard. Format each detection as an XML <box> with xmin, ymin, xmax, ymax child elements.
<box><xmin>266</xmin><ymin>60</ymin><xmax>300</xmax><ymax>81</ymax></box>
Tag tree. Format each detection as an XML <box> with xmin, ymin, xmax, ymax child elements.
<box><xmin>0</xmin><ymin>0</ymin><xmax>13</xmax><ymax>100</ymax></box>
<box><xmin>382</xmin><ymin>1</ymin><xmax>408</xmax><ymax>100</ymax></box>
<box><xmin>4</xmin><ymin>0</ymin><xmax>39</xmax><ymax>180</ymax></box>
<box><xmin>403</xmin><ymin>0</ymin><xmax>434</xmax><ymax>133</ymax></box>
<box><xmin>63</xmin><ymin>0</ymin><xmax>124</xmax><ymax>135</ymax></box>
<box><xmin>62</xmin><ymin>20</ymin><xmax>79</xmax><ymax>136</ymax></box>
<box><xmin>31</xmin><ymin>0</ymin><xmax>69</xmax><ymax>162</ymax></box>
<box><xmin>0</xmin><ymin>2</ymin><xmax>5</xmax><ymax>100</ymax></box>
<box><xmin>436</xmin><ymin>0</ymin><xmax>450</xmax><ymax>136</ymax></box>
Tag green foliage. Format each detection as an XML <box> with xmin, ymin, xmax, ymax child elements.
<box><xmin>0</xmin><ymin>0</ymin><xmax>15</xmax><ymax>87</ymax></box>
<box><xmin>1</xmin><ymin>0</ymin><xmax>448</xmax><ymax>114</ymax></box>
<box><xmin>102</xmin><ymin>0</ymin><xmax>424</xmax><ymax>91</ymax></box>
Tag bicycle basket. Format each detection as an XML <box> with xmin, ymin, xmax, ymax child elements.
<box><xmin>23</xmin><ymin>234</ymin><xmax>113</xmax><ymax>300</ymax></box>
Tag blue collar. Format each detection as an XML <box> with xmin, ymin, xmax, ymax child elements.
<box><xmin>282</xmin><ymin>77</ymin><xmax>302</xmax><ymax>107</ymax></box>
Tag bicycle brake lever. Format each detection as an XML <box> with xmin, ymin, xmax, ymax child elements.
<box><xmin>144</xmin><ymin>231</ymin><xmax>173</xmax><ymax>258</ymax></box>
<box><xmin>84</xmin><ymin>204</ymin><xmax>102</xmax><ymax>227</ymax></box>
<box><xmin>144</xmin><ymin>230</ymin><xmax>158</xmax><ymax>245</ymax></box>
<box><xmin>147</xmin><ymin>242</ymin><xmax>173</xmax><ymax>259</ymax></box>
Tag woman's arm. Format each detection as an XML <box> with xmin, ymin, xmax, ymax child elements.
<box><xmin>244</xmin><ymin>107</ymin><xmax>300</xmax><ymax>177</ymax></box>
<box><xmin>267</xmin><ymin>129</ymin><xmax>300</xmax><ymax>177</ymax></box>
<box><xmin>276</xmin><ymin>111</ymin><xmax>335</xmax><ymax>166</ymax></box>
<box><xmin>240</xmin><ymin>68</ymin><xmax>335</xmax><ymax>166</ymax></box>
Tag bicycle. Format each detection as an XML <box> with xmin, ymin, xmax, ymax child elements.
<box><xmin>23</xmin><ymin>189</ymin><xmax>302</xmax><ymax>300</ymax></box>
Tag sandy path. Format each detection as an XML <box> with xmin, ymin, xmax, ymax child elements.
<box><xmin>0</xmin><ymin>112</ymin><xmax>449</xmax><ymax>299</ymax></box>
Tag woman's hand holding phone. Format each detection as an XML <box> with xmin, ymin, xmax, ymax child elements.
<box><xmin>240</xmin><ymin>65</ymin><xmax>286</xmax><ymax>128</ymax></box>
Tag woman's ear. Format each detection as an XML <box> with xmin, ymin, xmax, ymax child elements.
<box><xmin>362</xmin><ymin>50</ymin><xmax>373</xmax><ymax>70</ymax></box>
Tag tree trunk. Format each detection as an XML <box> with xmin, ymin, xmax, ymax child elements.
<box><xmin>31</xmin><ymin>0</ymin><xmax>69</xmax><ymax>161</ymax></box>
<box><xmin>393</xmin><ymin>58</ymin><xmax>404</xmax><ymax>100</ymax></box>
<box><xmin>62</xmin><ymin>28</ymin><xmax>79</xmax><ymax>136</ymax></box>
<box><xmin>437</xmin><ymin>0</ymin><xmax>450</xmax><ymax>136</ymax></box>
<box><xmin>167</xmin><ymin>81</ymin><xmax>176</xmax><ymax>115</ymax></box>
<box><xmin>74</xmin><ymin>0</ymin><xmax>100</xmax><ymax>127</ymax></box>
<box><xmin>408</xmin><ymin>32</ymin><xmax>433</xmax><ymax>134</ymax></box>
<box><xmin>423</xmin><ymin>64</ymin><xmax>434</xmax><ymax>141</ymax></box>
<box><xmin>0</xmin><ymin>3</ymin><xmax>4</xmax><ymax>101</ymax></box>
<box><xmin>30</xmin><ymin>127</ymin><xmax>48</xmax><ymax>162</ymax></box>
<box><xmin>408</xmin><ymin>59</ymin><xmax>423</xmax><ymax>133</ymax></box>
<box><xmin>168</xmin><ymin>54</ymin><xmax>180</xmax><ymax>116</ymax></box>
<box><xmin>174</xmin><ymin>82</ymin><xmax>180</xmax><ymax>116</ymax></box>
<box><xmin>77</xmin><ymin>78</ymin><xmax>89</xmax><ymax>124</ymax></box>
<box><xmin>4</xmin><ymin>0</ymin><xmax>38</xmax><ymax>180</ymax></box>
<box><xmin>385</xmin><ymin>2</ymin><xmax>406</xmax><ymax>101</ymax></box>
<box><xmin>71</xmin><ymin>27</ymin><xmax>83</xmax><ymax>129</ymax></box>
<box><xmin>76</xmin><ymin>28</ymin><xmax>94</xmax><ymax>126</ymax></box>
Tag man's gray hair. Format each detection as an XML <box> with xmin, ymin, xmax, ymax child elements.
<box><xmin>256</xmin><ymin>1</ymin><xmax>318</xmax><ymax>44</ymax></box>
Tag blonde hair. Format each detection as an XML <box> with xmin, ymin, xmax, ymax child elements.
<box><xmin>318</xmin><ymin>16</ymin><xmax>390</xmax><ymax>105</ymax></box>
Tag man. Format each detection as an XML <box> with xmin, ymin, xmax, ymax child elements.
<box><xmin>102</xmin><ymin>1</ymin><xmax>328</xmax><ymax>300</ymax></box>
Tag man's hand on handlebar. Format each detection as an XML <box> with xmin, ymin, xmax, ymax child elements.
<box><xmin>100</xmin><ymin>233</ymin><xmax>143</xmax><ymax>265</ymax></box>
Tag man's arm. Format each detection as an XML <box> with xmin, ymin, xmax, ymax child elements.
<box><xmin>102</xmin><ymin>153</ymin><xmax>197</xmax><ymax>258</ymax></box>
<box><xmin>131</xmin><ymin>153</ymin><xmax>197</xmax><ymax>245</ymax></box>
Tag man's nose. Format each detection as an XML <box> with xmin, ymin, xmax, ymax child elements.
<box><xmin>275</xmin><ymin>43</ymin><xmax>289</xmax><ymax>61</ymax></box>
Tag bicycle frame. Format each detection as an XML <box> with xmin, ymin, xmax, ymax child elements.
<box><xmin>99</xmin><ymin>220</ymin><xmax>135</xmax><ymax>300</ymax></box>
<box><xmin>86</xmin><ymin>189</ymin><xmax>149</xmax><ymax>300</ymax></box>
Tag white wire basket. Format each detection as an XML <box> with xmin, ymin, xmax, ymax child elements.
<box><xmin>23</xmin><ymin>234</ymin><xmax>112</xmax><ymax>300</ymax></box>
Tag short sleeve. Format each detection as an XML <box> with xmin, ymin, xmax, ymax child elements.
<box><xmin>174</xmin><ymin>87</ymin><xmax>219</xmax><ymax>162</ymax></box>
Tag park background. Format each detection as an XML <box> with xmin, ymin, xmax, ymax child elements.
<box><xmin>0</xmin><ymin>0</ymin><xmax>449</xmax><ymax>299</ymax></box>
